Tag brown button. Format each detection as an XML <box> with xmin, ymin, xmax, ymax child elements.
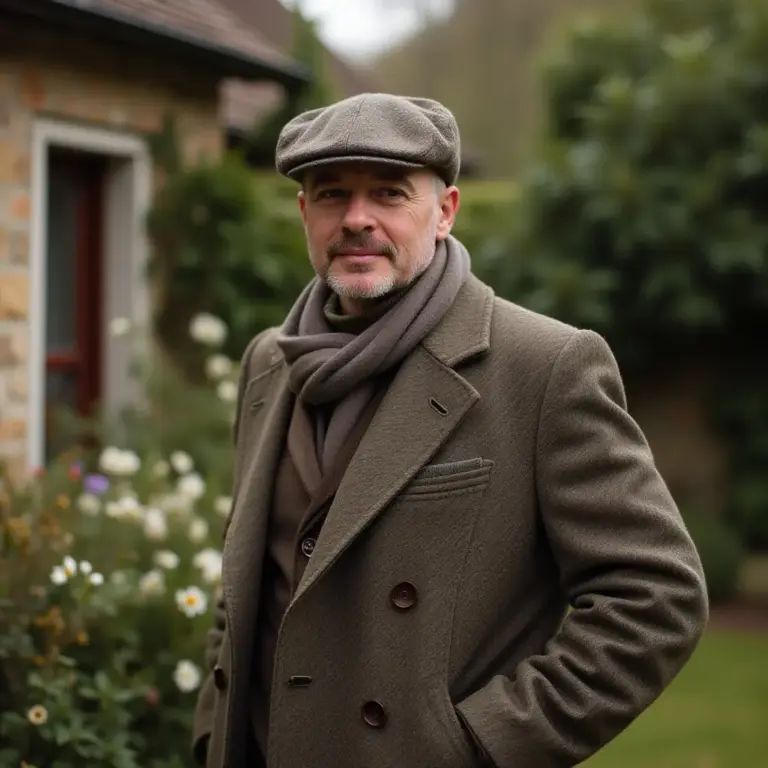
<box><xmin>213</xmin><ymin>664</ymin><xmax>227</xmax><ymax>691</ymax></box>
<box><xmin>390</xmin><ymin>582</ymin><xmax>418</xmax><ymax>611</ymax></box>
<box><xmin>300</xmin><ymin>537</ymin><xmax>317</xmax><ymax>557</ymax></box>
<box><xmin>361</xmin><ymin>700</ymin><xmax>388</xmax><ymax>728</ymax></box>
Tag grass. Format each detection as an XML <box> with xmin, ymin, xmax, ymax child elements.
<box><xmin>584</xmin><ymin>628</ymin><xmax>768</xmax><ymax>768</ymax></box>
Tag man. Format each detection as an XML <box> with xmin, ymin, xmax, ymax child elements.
<box><xmin>194</xmin><ymin>93</ymin><xmax>708</xmax><ymax>768</ymax></box>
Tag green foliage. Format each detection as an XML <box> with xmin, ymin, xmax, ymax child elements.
<box><xmin>0</xmin><ymin>322</ymin><xmax>239</xmax><ymax>767</ymax></box>
<box><xmin>483</xmin><ymin>0</ymin><xmax>768</xmax><ymax>546</ymax></box>
<box><xmin>682</xmin><ymin>513</ymin><xmax>745</xmax><ymax>603</ymax></box>
<box><xmin>147</xmin><ymin>118</ymin><xmax>313</xmax><ymax>374</ymax></box>
<box><xmin>504</xmin><ymin>0</ymin><xmax>768</xmax><ymax>368</ymax></box>
<box><xmin>712</xmin><ymin>371</ymin><xmax>768</xmax><ymax>549</ymax></box>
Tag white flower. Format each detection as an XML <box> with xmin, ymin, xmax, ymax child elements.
<box><xmin>170</xmin><ymin>451</ymin><xmax>194</xmax><ymax>475</ymax></box>
<box><xmin>109</xmin><ymin>316</ymin><xmax>132</xmax><ymax>337</ymax></box>
<box><xmin>177</xmin><ymin>473</ymin><xmax>206</xmax><ymax>501</ymax></box>
<box><xmin>152</xmin><ymin>460</ymin><xmax>170</xmax><ymax>478</ymax></box>
<box><xmin>188</xmin><ymin>517</ymin><xmax>209</xmax><ymax>544</ymax></box>
<box><xmin>79</xmin><ymin>561</ymin><xmax>93</xmax><ymax>576</ymax></box>
<box><xmin>205</xmin><ymin>354</ymin><xmax>233</xmax><ymax>380</ymax></box>
<box><xmin>190</xmin><ymin>313</ymin><xmax>227</xmax><ymax>347</ymax></box>
<box><xmin>62</xmin><ymin>556</ymin><xmax>77</xmax><ymax>578</ymax></box>
<box><xmin>175</xmin><ymin>586</ymin><xmax>208</xmax><ymax>617</ymax></box>
<box><xmin>99</xmin><ymin>447</ymin><xmax>140</xmax><ymax>476</ymax></box>
<box><xmin>193</xmin><ymin>548</ymin><xmax>222</xmax><ymax>583</ymax></box>
<box><xmin>154</xmin><ymin>550</ymin><xmax>180</xmax><ymax>570</ymax></box>
<box><xmin>89</xmin><ymin>572</ymin><xmax>104</xmax><ymax>586</ymax></box>
<box><xmin>27</xmin><ymin>705</ymin><xmax>48</xmax><ymax>725</ymax></box>
<box><xmin>143</xmin><ymin>508</ymin><xmax>168</xmax><ymax>541</ymax></box>
<box><xmin>50</xmin><ymin>566</ymin><xmax>68</xmax><ymax>585</ymax></box>
<box><xmin>77</xmin><ymin>493</ymin><xmax>101</xmax><ymax>516</ymax></box>
<box><xmin>152</xmin><ymin>491</ymin><xmax>194</xmax><ymax>518</ymax></box>
<box><xmin>173</xmin><ymin>659</ymin><xmax>202</xmax><ymax>693</ymax></box>
<box><xmin>214</xmin><ymin>495</ymin><xmax>232</xmax><ymax>518</ymax></box>
<box><xmin>217</xmin><ymin>380</ymin><xmax>238</xmax><ymax>403</ymax></box>
<box><xmin>139</xmin><ymin>570</ymin><xmax>166</xmax><ymax>597</ymax></box>
<box><xmin>105</xmin><ymin>495</ymin><xmax>143</xmax><ymax>521</ymax></box>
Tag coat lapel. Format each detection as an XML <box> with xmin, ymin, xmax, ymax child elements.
<box><xmin>292</xmin><ymin>276</ymin><xmax>494</xmax><ymax>606</ymax></box>
<box><xmin>223</xmin><ymin>359</ymin><xmax>292</xmax><ymax>651</ymax></box>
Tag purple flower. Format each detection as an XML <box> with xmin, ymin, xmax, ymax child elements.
<box><xmin>83</xmin><ymin>474</ymin><xmax>110</xmax><ymax>496</ymax></box>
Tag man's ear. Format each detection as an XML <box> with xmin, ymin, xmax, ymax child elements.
<box><xmin>435</xmin><ymin>186</ymin><xmax>461</xmax><ymax>241</ymax></box>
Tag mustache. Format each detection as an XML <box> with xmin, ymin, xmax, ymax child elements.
<box><xmin>327</xmin><ymin>235</ymin><xmax>397</xmax><ymax>259</ymax></box>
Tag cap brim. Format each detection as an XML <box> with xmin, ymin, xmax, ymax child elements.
<box><xmin>285</xmin><ymin>155</ymin><xmax>425</xmax><ymax>181</ymax></box>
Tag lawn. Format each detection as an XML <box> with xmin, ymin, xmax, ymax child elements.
<box><xmin>584</xmin><ymin>629</ymin><xmax>768</xmax><ymax>768</ymax></box>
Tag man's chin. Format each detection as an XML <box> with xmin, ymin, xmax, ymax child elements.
<box><xmin>326</xmin><ymin>273</ymin><xmax>396</xmax><ymax>301</ymax></box>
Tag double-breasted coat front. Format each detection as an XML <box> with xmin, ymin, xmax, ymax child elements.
<box><xmin>193</xmin><ymin>275</ymin><xmax>708</xmax><ymax>768</ymax></box>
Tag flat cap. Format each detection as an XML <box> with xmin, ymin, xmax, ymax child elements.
<box><xmin>275</xmin><ymin>93</ymin><xmax>461</xmax><ymax>185</ymax></box>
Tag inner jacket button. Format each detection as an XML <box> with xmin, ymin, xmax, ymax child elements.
<box><xmin>300</xmin><ymin>537</ymin><xmax>317</xmax><ymax>557</ymax></box>
<box><xmin>390</xmin><ymin>582</ymin><xmax>418</xmax><ymax>611</ymax></box>
<box><xmin>361</xmin><ymin>700</ymin><xmax>388</xmax><ymax>728</ymax></box>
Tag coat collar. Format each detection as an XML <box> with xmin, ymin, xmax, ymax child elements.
<box><xmin>421</xmin><ymin>273</ymin><xmax>494</xmax><ymax>369</ymax></box>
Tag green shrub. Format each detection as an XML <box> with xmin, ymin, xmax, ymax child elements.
<box><xmin>683</xmin><ymin>514</ymin><xmax>745</xmax><ymax>604</ymax></box>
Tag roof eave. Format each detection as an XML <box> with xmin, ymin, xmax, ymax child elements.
<box><xmin>0</xmin><ymin>0</ymin><xmax>311</xmax><ymax>89</ymax></box>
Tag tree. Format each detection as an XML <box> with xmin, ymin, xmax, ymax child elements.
<box><xmin>499</xmin><ymin>0</ymin><xmax>768</xmax><ymax>548</ymax></box>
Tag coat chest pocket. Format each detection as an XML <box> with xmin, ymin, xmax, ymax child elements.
<box><xmin>401</xmin><ymin>458</ymin><xmax>494</xmax><ymax>500</ymax></box>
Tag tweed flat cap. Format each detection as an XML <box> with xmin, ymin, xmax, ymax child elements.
<box><xmin>275</xmin><ymin>93</ymin><xmax>461</xmax><ymax>185</ymax></box>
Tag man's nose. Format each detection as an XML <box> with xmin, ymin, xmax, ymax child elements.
<box><xmin>341</xmin><ymin>194</ymin><xmax>376</xmax><ymax>233</ymax></box>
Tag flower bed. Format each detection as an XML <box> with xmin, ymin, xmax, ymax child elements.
<box><xmin>0</xmin><ymin>314</ymin><xmax>240</xmax><ymax>768</ymax></box>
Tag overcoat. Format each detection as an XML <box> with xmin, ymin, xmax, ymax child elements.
<box><xmin>194</xmin><ymin>274</ymin><xmax>708</xmax><ymax>768</ymax></box>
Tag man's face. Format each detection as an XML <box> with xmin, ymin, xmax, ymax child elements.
<box><xmin>298</xmin><ymin>162</ymin><xmax>460</xmax><ymax>314</ymax></box>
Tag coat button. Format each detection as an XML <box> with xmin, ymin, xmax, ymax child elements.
<box><xmin>390</xmin><ymin>581</ymin><xmax>418</xmax><ymax>611</ymax></box>
<box><xmin>213</xmin><ymin>664</ymin><xmax>227</xmax><ymax>691</ymax></box>
<box><xmin>300</xmin><ymin>537</ymin><xmax>317</xmax><ymax>557</ymax></box>
<box><xmin>361</xmin><ymin>700</ymin><xmax>388</xmax><ymax>728</ymax></box>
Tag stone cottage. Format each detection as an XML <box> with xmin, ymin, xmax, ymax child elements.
<box><xmin>0</xmin><ymin>0</ymin><xmax>307</xmax><ymax>483</ymax></box>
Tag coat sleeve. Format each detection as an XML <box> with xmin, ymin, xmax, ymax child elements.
<box><xmin>191</xmin><ymin>331</ymin><xmax>266</xmax><ymax>765</ymax></box>
<box><xmin>455</xmin><ymin>329</ymin><xmax>709</xmax><ymax>767</ymax></box>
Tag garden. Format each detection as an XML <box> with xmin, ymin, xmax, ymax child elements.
<box><xmin>2</xmin><ymin>0</ymin><xmax>768</xmax><ymax>765</ymax></box>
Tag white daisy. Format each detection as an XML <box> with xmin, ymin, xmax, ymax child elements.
<box><xmin>139</xmin><ymin>570</ymin><xmax>166</xmax><ymax>597</ymax></box>
<box><xmin>205</xmin><ymin>354</ymin><xmax>233</xmax><ymax>380</ymax></box>
<box><xmin>173</xmin><ymin>659</ymin><xmax>202</xmax><ymax>692</ymax></box>
<box><xmin>170</xmin><ymin>451</ymin><xmax>194</xmax><ymax>475</ymax></box>
<box><xmin>154</xmin><ymin>550</ymin><xmax>180</xmax><ymax>570</ymax></box>
<box><xmin>175</xmin><ymin>586</ymin><xmax>208</xmax><ymax>618</ymax></box>
<box><xmin>189</xmin><ymin>313</ymin><xmax>227</xmax><ymax>346</ymax></box>
<box><xmin>188</xmin><ymin>518</ymin><xmax>209</xmax><ymax>544</ymax></box>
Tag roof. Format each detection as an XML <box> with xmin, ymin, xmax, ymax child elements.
<box><xmin>0</xmin><ymin>0</ymin><xmax>309</xmax><ymax>86</ymax></box>
<box><xmin>217</xmin><ymin>0</ymin><xmax>373</xmax><ymax>132</ymax></box>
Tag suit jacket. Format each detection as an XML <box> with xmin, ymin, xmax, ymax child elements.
<box><xmin>193</xmin><ymin>274</ymin><xmax>708</xmax><ymax>768</ymax></box>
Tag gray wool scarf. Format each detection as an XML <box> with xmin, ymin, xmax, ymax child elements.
<box><xmin>276</xmin><ymin>235</ymin><xmax>471</xmax><ymax>474</ymax></box>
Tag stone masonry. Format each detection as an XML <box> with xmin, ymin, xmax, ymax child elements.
<box><xmin>0</xmin><ymin>18</ymin><xmax>225</xmax><ymax>485</ymax></box>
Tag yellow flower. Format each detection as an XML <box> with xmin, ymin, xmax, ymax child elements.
<box><xmin>56</xmin><ymin>495</ymin><xmax>70</xmax><ymax>510</ymax></box>
<box><xmin>75</xmin><ymin>631</ymin><xmax>89</xmax><ymax>646</ymax></box>
<box><xmin>27</xmin><ymin>705</ymin><xmax>48</xmax><ymax>725</ymax></box>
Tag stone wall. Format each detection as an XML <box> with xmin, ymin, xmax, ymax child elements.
<box><xmin>0</xmin><ymin>17</ymin><xmax>225</xmax><ymax>484</ymax></box>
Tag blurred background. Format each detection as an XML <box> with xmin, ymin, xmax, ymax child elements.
<box><xmin>0</xmin><ymin>0</ymin><xmax>766</xmax><ymax>766</ymax></box>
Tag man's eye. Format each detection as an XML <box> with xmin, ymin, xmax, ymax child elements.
<box><xmin>378</xmin><ymin>188</ymin><xmax>405</xmax><ymax>198</ymax></box>
<box><xmin>316</xmin><ymin>189</ymin><xmax>345</xmax><ymax>200</ymax></box>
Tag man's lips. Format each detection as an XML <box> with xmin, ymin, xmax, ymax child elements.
<box><xmin>334</xmin><ymin>252</ymin><xmax>384</xmax><ymax>262</ymax></box>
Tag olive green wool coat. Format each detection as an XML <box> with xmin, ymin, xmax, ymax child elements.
<box><xmin>194</xmin><ymin>274</ymin><xmax>708</xmax><ymax>768</ymax></box>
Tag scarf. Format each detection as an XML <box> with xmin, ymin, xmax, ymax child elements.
<box><xmin>276</xmin><ymin>235</ymin><xmax>471</xmax><ymax>474</ymax></box>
